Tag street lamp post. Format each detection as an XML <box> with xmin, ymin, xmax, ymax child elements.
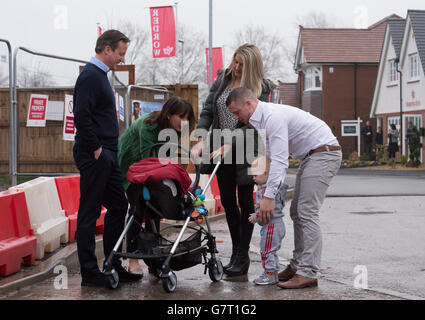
<box><xmin>208</xmin><ymin>0</ymin><xmax>213</xmax><ymax>88</ymax></box>
<box><xmin>179</xmin><ymin>39</ymin><xmax>184</xmax><ymax>83</ymax></box>
<box><xmin>395</xmin><ymin>57</ymin><xmax>403</xmax><ymax>156</ymax></box>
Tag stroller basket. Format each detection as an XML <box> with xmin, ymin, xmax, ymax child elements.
<box><xmin>136</xmin><ymin>228</ymin><xmax>203</xmax><ymax>271</ymax></box>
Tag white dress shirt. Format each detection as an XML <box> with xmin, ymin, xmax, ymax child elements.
<box><xmin>249</xmin><ymin>101</ymin><xmax>339</xmax><ymax>199</ymax></box>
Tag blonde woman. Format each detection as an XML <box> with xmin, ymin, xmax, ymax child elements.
<box><xmin>192</xmin><ymin>44</ymin><xmax>275</xmax><ymax>276</ymax></box>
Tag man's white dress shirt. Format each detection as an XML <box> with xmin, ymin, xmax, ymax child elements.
<box><xmin>249</xmin><ymin>101</ymin><xmax>339</xmax><ymax>199</ymax></box>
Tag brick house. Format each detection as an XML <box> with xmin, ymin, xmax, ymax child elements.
<box><xmin>278</xmin><ymin>81</ymin><xmax>300</xmax><ymax>107</ymax></box>
<box><xmin>370</xmin><ymin>10</ymin><xmax>425</xmax><ymax>163</ymax></box>
<box><xmin>293</xmin><ymin>15</ymin><xmax>400</xmax><ymax>158</ymax></box>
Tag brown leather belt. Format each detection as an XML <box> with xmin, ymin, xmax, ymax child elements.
<box><xmin>305</xmin><ymin>145</ymin><xmax>342</xmax><ymax>159</ymax></box>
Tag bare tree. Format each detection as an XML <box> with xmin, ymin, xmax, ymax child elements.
<box><xmin>161</xmin><ymin>25</ymin><xmax>207</xmax><ymax>84</ymax></box>
<box><xmin>115</xmin><ymin>21</ymin><xmax>205</xmax><ymax>85</ymax></box>
<box><xmin>233</xmin><ymin>25</ymin><xmax>288</xmax><ymax>81</ymax></box>
<box><xmin>0</xmin><ymin>73</ymin><xmax>8</xmax><ymax>87</ymax></box>
<box><xmin>294</xmin><ymin>11</ymin><xmax>337</xmax><ymax>29</ymax></box>
<box><xmin>113</xmin><ymin>21</ymin><xmax>210</xmax><ymax>109</ymax></box>
<box><xmin>114</xmin><ymin>20</ymin><xmax>158</xmax><ymax>84</ymax></box>
<box><xmin>0</xmin><ymin>61</ymin><xmax>9</xmax><ymax>86</ymax></box>
<box><xmin>18</xmin><ymin>63</ymin><xmax>53</xmax><ymax>87</ymax></box>
<box><xmin>117</xmin><ymin>21</ymin><xmax>150</xmax><ymax>66</ymax></box>
<box><xmin>281</xmin><ymin>11</ymin><xmax>338</xmax><ymax>78</ymax></box>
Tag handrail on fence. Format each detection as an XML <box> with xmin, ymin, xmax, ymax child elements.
<box><xmin>0</xmin><ymin>39</ymin><xmax>14</xmax><ymax>185</ymax></box>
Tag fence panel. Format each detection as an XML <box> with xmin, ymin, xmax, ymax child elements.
<box><xmin>0</xmin><ymin>85</ymin><xmax>198</xmax><ymax>175</ymax></box>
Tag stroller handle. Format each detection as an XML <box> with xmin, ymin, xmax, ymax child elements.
<box><xmin>149</xmin><ymin>142</ymin><xmax>202</xmax><ymax>194</ymax></box>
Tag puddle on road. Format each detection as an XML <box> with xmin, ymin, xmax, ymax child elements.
<box><xmin>349</xmin><ymin>211</ymin><xmax>396</xmax><ymax>215</ymax></box>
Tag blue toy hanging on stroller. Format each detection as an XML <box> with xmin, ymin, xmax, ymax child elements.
<box><xmin>103</xmin><ymin>143</ymin><xmax>223</xmax><ymax>293</ymax></box>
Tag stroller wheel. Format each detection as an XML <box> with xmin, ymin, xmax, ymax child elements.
<box><xmin>162</xmin><ymin>271</ymin><xmax>177</xmax><ymax>293</ymax></box>
<box><xmin>208</xmin><ymin>259</ymin><xmax>224</xmax><ymax>282</ymax></box>
<box><xmin>106</xmin><ymin>268</ymin><xmax>119</xmax><ymax>289</ymax></box>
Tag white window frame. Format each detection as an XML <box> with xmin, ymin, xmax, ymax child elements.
<box><xmin>377</xmin><ymin>117</ymin><xmax>383</xmax><ymax>130</ymax></box>
<box><xmin>403</xmin><ymin>114</ymin><xmax>423</xmax><ymax>161</ymax></box>
<box><xmin>388</xmin><ymin>59</ymin><xmax>399</xmax><ymax>84</ymax></box>
<box><xmin>388</xmin><ymin>116</ymin><xmax>400</xmax><ymax>130</ymax></box>
<box><xmin>304</xmin><ymin>67</ymin><xmax>322</xmax><ymax>91</ymax></box>
<box><xmin>388</xmin><ymin>116</ymin><xmax>401</xmax><ymax>146</ymax></box>
<box><xmin>409</xmin><ymin>53</ymin><xmax>420</xmax><ymax>80</ymax></box>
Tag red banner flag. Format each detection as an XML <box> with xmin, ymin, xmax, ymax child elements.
<box><xmin>206</xmin><ymin>47</ymin><xmax>224</xmax><ymax>84</ymax></box>
<box><xmin>97</xmin><ymin>23</ymin><xmax>103</xmax><ymax>36</ymax></box>
<box><xmin>150</xmin><ymin>6</ymin><xmax>176</xmax><ymax>58</ymax></box>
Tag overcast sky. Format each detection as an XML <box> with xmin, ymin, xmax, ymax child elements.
<box><xmin>1</xmin><ymin>0</ymin><xmax>424</xmax><ymax>84</ymax></box>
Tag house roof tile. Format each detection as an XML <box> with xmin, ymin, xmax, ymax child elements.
<box><xmin>300</xmin><ymin>14</ymin><xmax>400</xmax><ymax>64</ymax></box>
<box><xmin>388</xmin><ymin>19</ymin><xmax>406</xmax><ymax>58</ymax></box>
<box><xmin>279</xmin><ymin>83</ymin><xmax>299</xmax><ymax>107</ymax></box>
<box><xmin>408</xmin><ymin>10</ymin><xmax>425</xmax><ymax>76</ymax></box>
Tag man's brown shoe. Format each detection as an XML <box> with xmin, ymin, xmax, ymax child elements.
<box><xmin>277</xmin><ymin>274</ymin><xmax>318</xmax><ymax>289</ymax></box>
<box><xmin>278</xmin><ymin>265</ymin><xmax>296</xmax><ymax>282</ymax></box>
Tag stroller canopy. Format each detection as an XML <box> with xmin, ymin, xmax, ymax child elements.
<box><xmin>127</xmin><ymin>158</ymin><xmax>192</xmax><ymax>198</ymax></box>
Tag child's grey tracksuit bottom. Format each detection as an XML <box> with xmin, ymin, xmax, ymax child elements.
<box><xmin>254</xmin><ymin>183</ymin><xmax>287</xmax><ymax>272</ymax></box>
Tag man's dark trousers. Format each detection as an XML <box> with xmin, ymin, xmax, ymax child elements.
<box><xmin>75</xmin><ymin>148</ymin><xmax>128</xmax><ymax>279</ymax></box>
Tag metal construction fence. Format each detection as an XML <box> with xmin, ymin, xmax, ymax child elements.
<box><xmin>0</xmin><ymin>39</ymin><xmax>13</xmax><ymax>183</ymax></box>
<box><xmin>0</xmin><ymin>41</ymin><xmax>200</xmax><ymax>185</ymax></box>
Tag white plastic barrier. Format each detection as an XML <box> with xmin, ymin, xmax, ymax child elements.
<box><xmin>190</xmin><ymin>174</ymin><xmax>216</xmax><ymax>215</ymax></box>
<box><xmin>10</xmin><ymin>177</ymin><xmax>69</xmax><ymax>259</ymax></box>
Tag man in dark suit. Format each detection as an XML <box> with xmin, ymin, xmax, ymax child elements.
<box><xmin>73</xmin><ymin>30</ymin><xmax>142</xmax><ymax>287</ymax></box>
<box><xmin>376</xmin><ymin>127</ymin><xmax>383</xmax><ymax>146</ymax></box>
<box><xmin>361</xmin><ymin>120</ymin><xmax>373</xmax><ymax>157</ymax></box>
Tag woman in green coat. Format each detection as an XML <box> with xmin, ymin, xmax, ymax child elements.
<box><xmin>192</xmin><ymin>44</ymin><xmax>276</xmax><ymax>276</ymax></box>
<box><xmin>118</xmin><ymin>96</ymin><xmax>195</xmax><ymax>271</ymax></box>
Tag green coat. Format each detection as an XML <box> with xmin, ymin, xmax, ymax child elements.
<box><xmin>197</xmin><ymin>69</ymin><xmax>276</xmax><ymax>186</ymax></box>
<box><xmin>118</xmin><ymin>113</ymin><xmax>160</xmax><ymax>191</ymax></box>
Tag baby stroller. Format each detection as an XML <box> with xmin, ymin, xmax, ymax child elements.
<box><xmin>103</xmin><ymin>143</ymin><xmax>223</xmax><ymax>293</ymax></box>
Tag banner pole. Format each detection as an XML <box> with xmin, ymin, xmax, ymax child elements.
<box><xmin>208</xmin><ymin>0</ymin><xmax>213</xmax><ymax>88</ymax></box>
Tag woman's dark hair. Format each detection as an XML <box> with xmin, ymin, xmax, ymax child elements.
<box><xmin>145</xmin><ymin>96</ymin><xmax>195</xmax><ymax>132</ymax></box>
<box><xmin>390</xmin><ymin>123</ymin><xmax>396</xmax><ymax>130</ymax></box>
<box><xmin>95</xmin><ymin>30</ymin><xmax>130</xmax><ymax>54</ymax></box>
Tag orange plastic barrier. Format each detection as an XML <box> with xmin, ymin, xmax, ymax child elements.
<box><xmin>10</xmin><ymin>177</ymin><xmax>69</xmax><ymax>259</ymax></box>
<box><xmin>209</xmin><ymin>175</ymin><xmax>225</xmax><ymax>214</ymax></box>
<box><xmin>54</xmin><ymin>176</ymin><xmax>106</xmax><ymax>242</ymax></box>
<box><xmin>209</xmin><ymin>177</ymin><xmax>257</xmax><ymax>212</ymax></box>
<box><xmin>0</xmin><ymin>190</ymin><xmax>37</xmax><ymax>276</ymax></box>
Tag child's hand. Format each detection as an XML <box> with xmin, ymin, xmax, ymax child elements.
<box><xmin>248</xmin><ymin>214</ymin><xmax>255</xmax><ymax>225</ymax></box>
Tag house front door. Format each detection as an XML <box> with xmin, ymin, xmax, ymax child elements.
<box><xmin>404</xmin><ymin>115</ymin><xmax>423</xmax><ymax>163</ymax></box>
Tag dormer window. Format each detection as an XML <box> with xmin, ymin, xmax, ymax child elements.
<box><xmin>409</xmin><ymin>53</ymin><xmax>420</xmax><ymax>80</ymax></box>
<box><xmin>305</xmin><ymin>67</ymin><xmax>322</xmax><ymax>91</ymax></box>
<box><xmin>388</xmin><ymin>59</ymin><xmax>399</xmax><ymax>84</ymax></box>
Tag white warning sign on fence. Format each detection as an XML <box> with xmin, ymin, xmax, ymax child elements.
<box><xmin>115</xmin><ymin>92</ymin><xmax>120</xmax><ymax>123</ymax></box>
<box><xmin>63</xmin><ymin>94</ymin><xmax>76</xmax><ymax>141</ymax></box>
<box><xmin>114</xmin><ymin>92</ymin><xmax>125</xmax><ymax>122</ymax></box>
<box><xmin>27</xmin><ymin>94</ymin><xmax>49</xmax><ymax>127</ymax></box>
<box><xmin>119</xmin><ymin>95</ymin><xmax>124</xmax><ymax>122</ymax></box>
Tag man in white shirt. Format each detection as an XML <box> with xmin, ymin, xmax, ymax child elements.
<box><xmin>226</xmin><ymin>87</ymin><xmax>342</xmax><ymax>289</ymax></box>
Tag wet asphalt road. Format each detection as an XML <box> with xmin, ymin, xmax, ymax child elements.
<box><xmin>0</xmin><ymin>218</ymin><xmax>403</xmax><ymax>301</ymax></box>
<box><xmin>1</xmin><ymin>169</ymin><xmax>425</xmax><ymax>301</ymax></box>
